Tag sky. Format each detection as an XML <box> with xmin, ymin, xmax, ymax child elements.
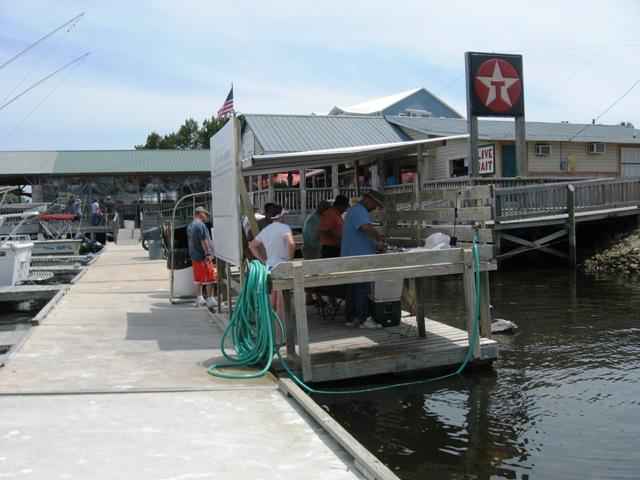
<box><xmin>1</xmin><ymin>0</ymin><xmax>639</xmax><ymax>151</ymax></box>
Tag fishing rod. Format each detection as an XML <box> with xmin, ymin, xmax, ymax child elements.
<box><xmin>0</xmin><ymin>13</ymin><xmax>84</xmax><ymax>71</ymax></box>
<box><xmin>0</xmin><ymin>52</ymin><xmax>89</xmax><ymax>111</ymax></box>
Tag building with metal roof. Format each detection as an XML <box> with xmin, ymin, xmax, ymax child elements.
<box><xmin>327</xmin><ymin>87</ymin><xmax>464</xmax><ymax>119</ymax></box>
<box><xmin>0</xmin><ymin>149</ymin><xmax>211</xmax><ymax>205</ymax></box>
<box><xmin>1</xmin><ymin>105</ymin><xmax>639</xmax><ymax>206</ymax></box>
<box><xmin>385</xmin><ymin>116</ymin><xmax>640</xmax><ymax>179</ymax></box>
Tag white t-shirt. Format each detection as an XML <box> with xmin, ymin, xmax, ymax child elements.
<box><xmin>255</xmin><ymin>221</ymin><xmax>293</xmax><ymax>267</ymax></box>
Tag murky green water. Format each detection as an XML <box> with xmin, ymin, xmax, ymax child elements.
<box><xmin>316</xmin><ymin>269</ymin><xmax>640</xmax><ymax>479</ymax></box>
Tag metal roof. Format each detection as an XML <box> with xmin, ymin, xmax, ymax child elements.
<box><xmin>386</xmin><ymin>117</ymin><xmax>640</xmax><ymax>144</ymax></box>
<box><xmin>0</xmin><ymin>150</ymin><xmax>210</xmax><ymax>176</ymax></box>
<box><xmin>242</xmin><ymin>135</ymin><xmax>470</xmax><ymax>174</ymax></box>
<box><xmin>242</xmin><ymin>114</ymin><xmax>411</xmax><ymax>154</ymax></box>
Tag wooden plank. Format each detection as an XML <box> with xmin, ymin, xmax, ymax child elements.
<box><xmin>291</xmin><ymin>261</ymin><xmax>312</xmax><ymax>381</ymax></box>
<box><xmin>462</xmin><ymin>249</ymin><xmax>481</xmax><ymax>359</ymax></box>
<box><xmin>31</xmin><ymin>287</ymin><xmax>69</xmax><ymax>325</ymax></box>
<box><xmin>270</xmin><ymin>247</ymin><xmax>496</xmax><ymax>289</ymax></box>
<box><xmin>279</xmin><ymin>378</ymin><xmax>401</xmax><ymax>480</ymax></box>
<box><xmin>0</xmin><ymin>284</ymin><xmax>66</xmax><ymax>301</ymax></box>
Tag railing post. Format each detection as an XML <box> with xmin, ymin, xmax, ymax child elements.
<box><xmin>567</xmin><ymin>184</ymin><xmax>576</xmax><ymax>267</ymax></box>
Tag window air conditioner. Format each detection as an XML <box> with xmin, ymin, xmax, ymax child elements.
<box><xmin>535</xmin><ymin>144</ymin><xmax>551</xmax><ymax>156</ymax></box>
<box><xmin>588</xmin><ymin>143</ymin><xmax>605</xmax><ymax>154</ymax></box>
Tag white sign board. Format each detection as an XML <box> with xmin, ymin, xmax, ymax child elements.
<box><xmin>211</xmin><ymin>118</ymin><xmax>242</xmax><ymax>265</ymax></box>
<box><xmin>478</xmin><ymin>144</ymin><xmax>495</xmax><ymax>174</ymax></box>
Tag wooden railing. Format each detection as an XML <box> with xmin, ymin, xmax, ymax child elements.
<box><xmin>110</xmin><ymin>177</ymin><xmax>640</xmax><ymax>231</ymax></box>
<box><xmin>494</xmin><ymin>177</ymin><xmax>640</xmax><ymax>223</ymax></box>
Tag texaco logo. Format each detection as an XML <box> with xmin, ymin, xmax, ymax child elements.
<box><xmin>474</xmin><ymin>59</ymin><xmax>522</xmax><ymax>113</ymax></box>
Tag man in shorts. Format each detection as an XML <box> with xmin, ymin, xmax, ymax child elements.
<box><xmin>187</xmin><ymin>206</ymin><xmax>216</xmax><ymax>308</ymax></box>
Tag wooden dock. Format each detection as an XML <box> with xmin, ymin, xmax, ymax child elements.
<box><xmin>271</xmin><ymin>308</ymin><xmax>497</xmax><ymax>383</ymax></box>
<box><xmin>269</xmin><ymin>245</ymin><xmax>498</xmax><ymax>383</ymax></box>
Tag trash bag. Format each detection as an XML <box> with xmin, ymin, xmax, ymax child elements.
<box><xmin>167</xmin><ymin>248</ymin><xmax>191</xmax><ymax>270</ymax></box>
<box><xmin>424</xmin><ymin>232</ymin><xmax>450</xmax><ymax>250</ymax></box>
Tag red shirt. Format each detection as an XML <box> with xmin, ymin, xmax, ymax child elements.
<box><xmin>318</xmin><ymin>207</ymin><xmax>343</xmax><ymax>247</ymax></box>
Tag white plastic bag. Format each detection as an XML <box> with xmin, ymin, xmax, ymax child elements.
<box><xmin>424</xmin><ymin>232</ymin><xmax>450</xmax><ymax>250</ymax></box>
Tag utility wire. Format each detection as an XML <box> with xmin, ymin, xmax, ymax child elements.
<box><xmin>569</xmin><ymin>76</ymin><xmax>640</xmax><ymax>140</ymax></box>
<box><xmin>527</xmin><ymin>13</ymin><xmax>640</xmax><ymax>120</ymax></box>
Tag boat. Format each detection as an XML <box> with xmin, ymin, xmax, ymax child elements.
<box><xmin>32</xmin><ymin>238</ymin><xmax>82</xmax><ymax>255</ymax></box>
<box><xmin>0</xmin><ymin>239</ymin><xmax>34</xmax><ymax>286</ymax></box>
<box><xmin>0</xmin><ymin>187</ymin><xmax>48</xmax><ymax>285</ymax></box>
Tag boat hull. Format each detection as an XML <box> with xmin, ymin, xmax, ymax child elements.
<box><xmin>32</xmin><ymin>239</ymin><xmax>82</xmax><ymax>256</ymax></box>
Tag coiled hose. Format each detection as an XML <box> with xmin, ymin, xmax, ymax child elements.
<box><xmin>207</xmin><ymin>260</ymin><xmax>285</xmax><ymax>379</ymax></box>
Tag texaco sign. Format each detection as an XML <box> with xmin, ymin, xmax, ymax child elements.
<box><xmin>468</xmin><ymin>52</ymin><xmax>524</xmax><ymax>117</ymax></box>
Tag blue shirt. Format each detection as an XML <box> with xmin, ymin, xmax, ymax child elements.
<box><xmin>341</xmin><ymin>202</ymin><xmax>376</xmax><ymax>257</ymax></box>
<box><xmin>187</xmin><ymin>220</ymin><xmax>211</xmax><ymax>261</ymax></box>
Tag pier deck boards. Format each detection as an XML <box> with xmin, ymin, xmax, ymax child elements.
<box><xmin>271</xmin><ymin>308</ymin><xmax>497</xmax><ymax>383</ymax></box>
<box><xmin>267</xmin><ymin>245</ymin><xmax>497</xmax><ymax>383</ymax></box>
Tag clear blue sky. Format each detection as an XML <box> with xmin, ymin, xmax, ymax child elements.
<box><xmin>1</xmin><ymin>0</ymin><xmax>639</xmax><ymax>151</ymax></box>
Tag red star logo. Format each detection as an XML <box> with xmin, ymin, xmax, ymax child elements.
<box><xmin>474</xmin><ymin>59</ymin><xmax>522</xmax><ymax>113</ymax></box>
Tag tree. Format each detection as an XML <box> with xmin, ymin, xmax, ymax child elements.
<box><xmin>175</xmin><ymin>118</ymin><xmax>200</xmax><ymax>149</ymax></box>
<box><xmin>136</xmin><ymin>116</ymin><xmax>230</xmax><ymax>150</ymax></box>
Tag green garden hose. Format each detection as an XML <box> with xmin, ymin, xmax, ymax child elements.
<box><xmin>207</xmin><ymin>260</ymin><xmax>285</xmax><ymax>379</ymax></box>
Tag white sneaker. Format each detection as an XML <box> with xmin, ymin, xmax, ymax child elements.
<box><xmin>360</xmin><ymin>317</ymin><xmax>382</xmax><ymax>330</ymax></box>
<box><xmin>345</xmin><ymin>319</ymin><xmax>359</xmax><ymax>327</ymax></box>
<box><xmin>195</xmin><ymin>297</ymin><xmax>207</xmax><ymax>307</ymax></box>
<box><xmin>206</xmin><ymin>298</ymin><xmax>216</xmax><ymax>309</ymax></box>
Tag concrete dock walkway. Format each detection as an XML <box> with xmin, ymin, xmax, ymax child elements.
<box><xmin>0</xmin><ymin>242</ymin><xmax>362</xmax><ymax>479</ymax></box>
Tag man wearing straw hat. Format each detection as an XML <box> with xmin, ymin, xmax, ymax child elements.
<box><xmin>341</xmin><ymin>190</ymin><xmax>386</xmax><ymax>330</ymax></box>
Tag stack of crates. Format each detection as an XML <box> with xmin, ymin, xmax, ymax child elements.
<box><xmin>369</xmin><ymin>278</ymin><xmax>403</xmax><ymax>326</ymax></box>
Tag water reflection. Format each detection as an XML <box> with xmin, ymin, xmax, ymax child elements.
<box><xmin>317</xmin><ymin>269</ymin><xmax>640</xmax><ymax>479</ymax></box>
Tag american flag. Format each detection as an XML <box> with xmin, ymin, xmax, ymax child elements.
<box><xmin>217</xmin><ymin>86</ymin><xmax>234</xmax><ymax>119</ymax></box>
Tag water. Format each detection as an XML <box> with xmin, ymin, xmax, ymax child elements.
<box><xmin>316</xmin><ymin>269</ymin><xmax>640</xmax><ymax>479</ymax></box>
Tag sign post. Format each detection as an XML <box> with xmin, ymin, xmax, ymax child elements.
<box><xmin>466</xmin><ymin>52</ymin><xmax>526</xmax><ymax>181</ymax></box>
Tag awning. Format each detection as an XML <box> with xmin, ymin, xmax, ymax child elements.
<box><xmin>241</xmin><ymin>134</ymin><xmax>470</xmax><ymax>175</ymax></box>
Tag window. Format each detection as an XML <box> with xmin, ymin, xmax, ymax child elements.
<box><xmin>450</xmin><ymin>158</ymin><xmax>469</xmax><ymax>178</ymax></box>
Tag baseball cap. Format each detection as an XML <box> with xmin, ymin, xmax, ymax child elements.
<box><xmin>195</xmin><ymin>206</ymin><xmax>210</xmax><ymax>215</ymax></box>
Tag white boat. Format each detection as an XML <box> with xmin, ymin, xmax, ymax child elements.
<box><xmin>0</xmin><ymin>240</ymin><xmax>33</xmax><ymax>286</ymax></box>
<box><xmin>32</xmin><ymin>239</ymin><xmax>82</xmax><ymax>255</ymax></box>
<box><xmin>0</xmin><ymin>187</ymin><xmax>45</xmax><ymax>285</ymax></box>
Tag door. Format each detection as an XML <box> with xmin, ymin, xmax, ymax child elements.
<box><xmin>502</xmin><ymin>145</ymin><xmax>517</xmax><ymax>177</ymax></box>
